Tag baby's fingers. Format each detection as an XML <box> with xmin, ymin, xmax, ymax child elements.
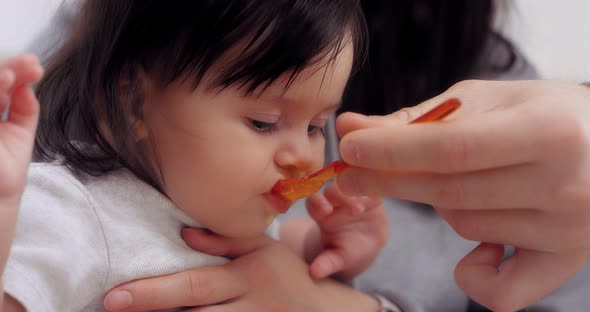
<box><xmin>306</xmin><ymin>193</ymin><xmax>334</xmax><ymax>221</ymax></box>
<box><xmin>323</xmin><ymin>183</ymin><xmax>368</xmax><ymax>215</ymax></box>
<box><xmin>309</xmin><ymin>248</ymin><xmax>346</xmax><ymax>279</ymax></box>
<box><xmin>6</xmin><ymin>85</ymin><xmax>40</xmax><ymax>130</ymax></box>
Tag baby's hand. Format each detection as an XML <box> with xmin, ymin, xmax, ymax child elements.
<box><xmin>0</xmin><ymin>54</ymin><xmax>43</xmax><ymax>200</ymax></box>
<box><xmin>306</xmin><ymin>183</ymin><xmax>389</xmax><ymax>280</ymax></box>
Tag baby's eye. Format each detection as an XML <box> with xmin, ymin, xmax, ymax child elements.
<box><xmin>249</xmin><ymin>119</ymin><xmax>277</xmax><ymax>133</ymax></box>
<box><xmin>308</xmin><ymin>124</ymin><xmax>326</xmax><ymax>136</ymax></box>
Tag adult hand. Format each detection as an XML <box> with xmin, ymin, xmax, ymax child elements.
<box><xmin>103</xmin><ymin>229</ymin><xmax>379</xmax><ymax>312</ymax></box>
<box><xmin>0</xmin><ymin>54</ymin><xmax>43</xmax><ymax>200</ymax></box>
<box><xmin>335</xmin><ymin>80</ymin><xmax>590</xmax><ymax>311</ymax></box>
<box><xmin>0</xmin><ymin>55</ymin><xmax>43</xmax><ymax>295</ymax></box>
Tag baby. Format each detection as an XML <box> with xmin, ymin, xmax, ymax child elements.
<box><xmin>0</xmin><ymin>0</ymin><xmax>387</xmax><ymax>311</ymax></box>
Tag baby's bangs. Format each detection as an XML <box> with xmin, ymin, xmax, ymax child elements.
<box><xmin>143</xmin><ymin>0</ymin><xmax>366</xmax><ymax>93</ymax></box>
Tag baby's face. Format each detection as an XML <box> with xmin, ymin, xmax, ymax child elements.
<box><xmin>140</xmin><ymin>42</ymin><xmax>353</xmax><ymax>238</ymax></box>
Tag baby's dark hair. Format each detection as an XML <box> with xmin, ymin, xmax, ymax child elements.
<box><xmin>35</xmin><ymin>0</ymin><xmax>367</xmax><ymax>188</ymax></box>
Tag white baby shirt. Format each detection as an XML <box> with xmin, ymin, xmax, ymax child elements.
<box><xmin>4</xmin><ymin>163</ymin><xmax>279</xmax><ymax>311</ymax></box>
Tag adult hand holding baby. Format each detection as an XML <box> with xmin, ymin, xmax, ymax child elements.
<box><xmin>104</xmin><ymin>229</ymin><xmax>381</xmax><ymax>312</ymax></box>
<box><xmin>336</xmin><ymin>79</ymin><xmax>590</xmax><ymax>311</ymax></box>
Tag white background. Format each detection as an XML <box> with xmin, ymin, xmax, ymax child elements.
<box><xmin>0</xmin><ymin>0</ymin><xmax>589</xmax><ymax>81</ymax></box>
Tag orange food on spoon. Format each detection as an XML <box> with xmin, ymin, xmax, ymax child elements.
<box><xmin>271</xmin><ymin>160</ymin><xmax>349</xmax><ymax>202</ymax></box>
<box><xmin>271</xmin><ymin>98</ymin><xmax>461</xmax><ymax>202</ymax></box>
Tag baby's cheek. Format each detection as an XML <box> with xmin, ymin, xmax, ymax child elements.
<box><xmin>313</xmin><ymin>142</ymin><xmax>326</xmax><ymax>166</ymax></box>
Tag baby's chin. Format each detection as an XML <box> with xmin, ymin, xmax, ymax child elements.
<box><xmin>209</xmin><ymin>218</ymin><xmax>275</xmax><ymax>239</ymax></box>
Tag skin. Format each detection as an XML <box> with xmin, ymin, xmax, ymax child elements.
<box><xmin>139</xmin><ymin>44</ymin><xmax>350</xmax><ymax>239</ymax></box>
<box><xmin>0</xmin><ymin>42</ymin><xmax>387</xmax><ymax>310</ymax></box>
<box><xmin>0</xmin><ymin>54</ymin><xmax>44</xmax><ymax>312</ymax></box>
<box><xmin>139</xmin><ymin>39</ymin><xmax>388</xmax><ymax>281</ymax></box>
<box><xmin>103</xmin><ymin>79</ymin><xmax>590</xmax><ymax>312</ymax></box>
<box><xmin>302</xmin><ymin>183</ymin><xmax>388</xmax><ymax>280</ymax></box>
<box><xmin>336</xmin><ymin>79</ymin><xmax>590</xmax><ymax>311</ymax></box>
<box><xmin>104</xmin><ymin>230</ymin><xmax>380</xmax><ymax>312</ymax></box>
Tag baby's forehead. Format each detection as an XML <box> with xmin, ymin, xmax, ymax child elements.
<box><xmin>266</xmin><ymin>44</ymin><xmax>354</xmax><ymax>100</ymax></box>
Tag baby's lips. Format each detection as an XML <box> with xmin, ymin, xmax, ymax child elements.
<box><xmin>264</xmin><ymin>192</ymin><xmax>292</xmax><ymax>214</ymax></box>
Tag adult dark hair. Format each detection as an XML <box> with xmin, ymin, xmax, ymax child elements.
<box><xmin>34</xmin><ymin>0</ymin><xmax>367</xmax><ymax>188</ymax></box>
<box><xmin>342</xmin><ymin>0</ymin><xmax>516</xmax><ymax>115</ymax></box>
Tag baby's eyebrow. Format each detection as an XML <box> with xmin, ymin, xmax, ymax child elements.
<box><xmin>258</xmin><ymin>93</ymin><xmax>342</xmax><ymax>111</ymax></box>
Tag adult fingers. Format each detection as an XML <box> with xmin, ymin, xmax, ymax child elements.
<box><xmin>336</xmin><ymin>112</ymin><xmax>397</xmax><ymax>138</ymax></box>
<box><xmin>336</xmin><ymin>94</ymin><xmax>465</xmax><ymax>138</ymax></box>
<box><xmin>104</xmin><ymin>265</ymin><xmax>247</xmax><ymax>312</ymax></box>
<box><xmin>0</xmin><ymin>70</ymin><xmax>16</xmax><ymax>93</ymax></box>
<box><xmin>435</xmin><ymin>208</ymin><xmax>585</xmax><ymax>252</ymax></box>
<box><xmin>0</xmin><ymin>70</ymin><xmax>15</xmax><ymax>118</ymax></box>
<box><xmin>336</xmin><ymin>92</ymin><xmax>462</xmax><ymax>138</ymax></box>
<box><xmin>455</xmin><ymin>243</ymin><xmax>588</xmax><ymax>312</ymax></box>
<box><xmin>6</xmin><ymin>85</ymin><xmax>40</xmax><ymax>130</ymax></box>
<box><xmin>439</xmin><ymin>200</ymin><xmax>590</xmax><ymax>252</ymax></box>
<box><xmin>337</xmin><ymin>164</ymin><xmax>551</xmax><ymax>210</ymax></box>
<box><xmin>336</xmin><ymin>79</ymin><xmax>538</xmax><ymax>140</ymax></box>
<box><xmin>181</xmin><ymin>228</ymin><xmax>274</xmax><ymax>258</ymax></box>
<box><xmin>339</xmin><ymin>107</ymin><xmax>541</xmax><ymax>174</ymax></box>
<box><xmin>0</xmin><ymin>54</ymin><xmax>44</xmax><ymax>88</ymax></box>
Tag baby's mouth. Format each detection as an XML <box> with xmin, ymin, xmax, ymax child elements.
<box><xmin>263</xmin><ymin>192</ymin><xmax>293</xmax><ymax>214</ymax></box>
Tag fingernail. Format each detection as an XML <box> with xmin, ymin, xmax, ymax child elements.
<box><xmin>0</xmin><ymin>70</ymin><xmax>15</xmax><ymax>89</ymax></box>
<box><xmin>338</xmin><ymin>172</ymin><xmax>359</xmax><ymax>195</ymax></box>
<box><xmin>341</xmin><ymin>141</ymin><xmax>360</xmax><ymax>164</ymax></box>
<box><xmin>104</xmin><ymin>290</ymin><xmax>132</xmax><ymax>311</ymax></box>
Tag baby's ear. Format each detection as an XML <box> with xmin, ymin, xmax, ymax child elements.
<box><xmin>131</xmin><ymin>119</ymin><xmax>148</xmax><ymax>142</ymax></box>
<box><xmin>119</xmin><ymin>69</ymin><xmax>150</xmax><ymax>141</ymax></box>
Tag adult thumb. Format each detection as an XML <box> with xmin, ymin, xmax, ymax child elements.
<box><xmin>335</xmin><ymin>112</ymin><xmax>394</xmax><ymax>138</ymax></box>
<box><xmin>454</xmin><ymin>243</ymin><xmax>587</xmax><ymax>312</ymax></box>
<box><xmin>336</xmin><ymin>95</ymin><xmax>462</xmax><ymax>138</ymax></box>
